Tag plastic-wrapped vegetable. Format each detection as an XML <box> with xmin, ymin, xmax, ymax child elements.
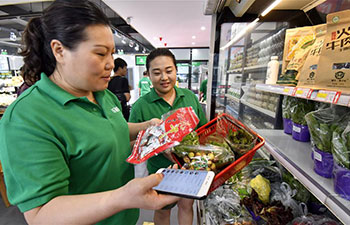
<box><xmin>291</xmin><ymin>99</ymin><xmax>315</xmax><ymax>125</ymax></box>
<box><xmin>332</xmin><ymin>119</ymin><xmax>350</xmax><ymax>170</ymax></box>
<box><xmin>172</xmin><ymin>144</ymin><xmax>235</xmax><ymax>171</ymax></box>
<box><xmin>270</xmin><ymin>182</ymin><xmax>302</xmax><ymax>218</ymax></box>
<box><xmin>305</xmin><ymin>106</ymin><xmax>349</xmax><ymax>153</ymax></box>
<box><xmin>282</xmin><ymin>169</ymin><xmax>310</xmax><ymax>203</ymax></box>
<box><xmin>226</xmin><ymin>129</ymin><xmax>256</xmax><ymax>155</ymax></box>
<box><xmin>250</xmin><ymin>175</ymin><xmax>270</xmax><ymax>204</ymax></box>
<box><xmin>282</xmin><ymin>96</ymin><xmax>296</xmax><ymax>119</ymax></box>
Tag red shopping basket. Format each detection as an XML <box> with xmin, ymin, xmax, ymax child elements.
<box><xmin>172</xmin><ymin>113</ymin><xmax>265</xmax><ymax>193</ymax></box>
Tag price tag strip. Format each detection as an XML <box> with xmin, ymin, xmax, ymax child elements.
<box><xmin>293</xmin><ymin>88</ymin><xmax>313</xmax><ymax>99</ymax></box>
<box><xmin>282</xmin><ymin>87</ymin><xmax>295</xmax><ymax>96</ymax></box>
<box><xmin>313</xmin><ymin>90</ymin><xmax>341</xmax><ymax>104</ymax></box>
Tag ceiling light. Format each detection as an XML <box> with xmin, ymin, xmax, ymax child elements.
<box><xmin>220</xmin><ymin>18</ymin><xmax>259</xmax><ymax>50</ymax></box>
<box><xmin>200</xmin><ymin>26</ymin><xmax>206</xmax><ymax>31</ymax></box>
<box><xmin>142</xmin><ymin>48</ymin><xmax>146</xmax><ymax>54</ymax></box>
<box><xmin>192</xmin><ymin>35</ymin><xmax>196</xmax><ymax>39</ymax></box>
<box><xmin>261</xmin><ymin>0</ymin><xmax>283</xmax><ymax>17</ymax></box>
<box><xmin>135</xmin><ymin>44</ymin><xmax>139</xmax><ymax>51</ymax></box>
<box><xmin>192</xmin><ymin>42</ymin><xmax>195</xmax><ymax>45</ymax></box>
<box><xmin>129</xmin><ymin>40</ymin><xmax>134</xmax><ymax>48</ymax></box>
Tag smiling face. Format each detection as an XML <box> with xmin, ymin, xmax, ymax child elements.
<box><xmin>51</xmin><ymin>24</ymin><xmax>115</xmax><ymax>97</ymax></box>
<box><xmin>149</xmin><ymin>56</ymin><xmax>177</xmax><ymax>96</ymax></box>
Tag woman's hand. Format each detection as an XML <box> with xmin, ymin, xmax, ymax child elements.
<box><xmin>118</xmin><ymin>174</ymin><xmax>179</xmax><ymax>210</ymax></box>
<box><xmin>147</xmin><ymin>118</ymin><xmax>162</xmax><ymax>128</ymax></box>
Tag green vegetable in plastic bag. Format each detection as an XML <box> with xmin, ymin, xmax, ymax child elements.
<box><xmin>250</xmin><ymin>174</ymin><xmax>271</xmax><ymax>204</ymax></box>
<box><xmin>332</xmin><ymin>119</ymin><xmax>350</xmax><ymax>169</ymax></box>
<box><xmin>305</xmin><ymin>106</ymin><xmax>349</xmax><ymax>153</ymax></box>
<box><xmin>291</xmin><ymin>99</ymin><xmax>315</xmax><ymax>125</ymax></box>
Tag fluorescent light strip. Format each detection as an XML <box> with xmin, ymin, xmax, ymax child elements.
<box><xmin>220</xmin><ymin>18</ymin><xmax>259</xmax><ymax>50</ymax></box>
<box><xmin>261</xmin><ymin>0</ymin><xmax>282</xmax><ymax>17</ymax></box>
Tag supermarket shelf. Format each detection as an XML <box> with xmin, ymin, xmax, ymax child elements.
<box><xmin>227</xmin><ymin>62</ymin><xmax>282</xmax><ymax>75</ymax></box>
<box><xmin>226</xmin><ymin>105</ymin><xmax>239</xmax><ymax>118</ymax></box>
<box><xmin>257</xmin><ymin>129</ymin><xmax>350</xmax><ymax>225</ymax></box>
<box><xmin>255</xmin><ymin>83</ymin><xmax>350</xmax><ymax>107</ymax></box>
<box><xmin>224</xmin><ymin>94</ymin><xmax>240</xmax><ymax>103</ymax></box>
<box><xmin>240</xmin><ymin>99</ymin><xmax>276</xmax><ymax>118</ymax></box>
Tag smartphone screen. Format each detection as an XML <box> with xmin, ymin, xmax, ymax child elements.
<box><xmin>153</xmin><ymin>168</ymin><xmax>214</xmax><ymax>199</ymax></box>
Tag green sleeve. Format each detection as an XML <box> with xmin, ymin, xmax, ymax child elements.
<box><xmin>0</xmin><ymin>120</ymin><xmax>69</xmax><ymax>212</ymax></box>
<box><xmin>129</xmin><ymin>101</ymin><xmax>142</xmax><ymax>123</ymax></box>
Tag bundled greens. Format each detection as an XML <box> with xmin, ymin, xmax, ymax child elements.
<box><xmin>282</xmin><ymin>96</ymin><xmax>297</xmax><ymax>119</ymax></box>
<box><xmin>290</xmin><ymin>99</ymin><xmax>315</xmax><ymax>125</ymax></box>
<box><xmin>332</xmin><ymin>120</ymin><xmax>350</xmax><ymax>169</ymax></box>
<box><xmin>305</xmin><ymin>106</ymin><xmax>348</xmax><ymax>153</ymax></box>
<box><xmin>226</xmin><ymin>129</ymin><xmax>256</xmax><ymax>155</ymax></box>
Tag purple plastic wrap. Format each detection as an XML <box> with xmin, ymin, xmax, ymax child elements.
<box><xmin>312</xmin><ymin>147</ymin><xmax>334</xmax><ymax>178</ymax></box>
<box><xmin>292</xmin><ymin>122</ymin><xmax>310</xmax><ymax>142</ymax></box>
<box><xmin>333</xmin><ymin>163</ymin><xmax>350</xmax><ymax>200</ymax></box>
<box><xmin>283</xmin><ymin>118</ymin><xmax>292</xmax><ymax>134</ymax></box>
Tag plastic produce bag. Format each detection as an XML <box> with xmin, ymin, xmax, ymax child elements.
<box><xmin>204</xmin><ymin>187</ymin><xmax>256</xmax><ymax>224</ymax></box>
<box><xmin>305</xmin><ymin>106</ymin><xmax>349</xmax><ymax>153</ymax></box>
<box><xmin>270</xmin><ymin>182</ymin><xmax>301</xmax><ymax>218</ymax></box>
<box><xmin>250</xmin><ymin>175</ymin><xmax>270</xmax><ymax>204</ymax></box>
<box><xmin>291</xmin><ymin>98</ymin><xmax>315</xmax><ymax>126</ymax></box>
<box><xmin>172</xmin><ymin>144</ymin><xmax>235</xmax><ymax>172</ymax></box>
<box><xmin>291</xmin><ymin>203</ymin><xmax>340</xmax><ymax>225</ymax></box>
<box><xmin>127</xmin><ymin>107</ymin><xmax>199</xmax><ymax>164</ymax></box>
<box><xmin>332</xmin><ymin>118</ymin><xmax>350</xmax><ymax>170</ymax></box>
<box><xmin>282</xmin><ymin>169</ymin><xmax>310</xmax><ymax>203</ymax></box>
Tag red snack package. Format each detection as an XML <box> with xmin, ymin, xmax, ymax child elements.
<box><xmin>127</xmin><ymin>107</ymin><xmax>200</xmax><ymax>164</ymax></box>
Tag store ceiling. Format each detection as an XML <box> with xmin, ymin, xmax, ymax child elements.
<box><xmin>0</xmin><ymin>0</ymin><xmax>154</xmax><ymax>54</ymax></box>
<box><xmin>103</xmin><ymin>0</ymin><xmax>212</xmax><ymax>48</ymax></box>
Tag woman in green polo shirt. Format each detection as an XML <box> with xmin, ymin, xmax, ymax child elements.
<box><xmin>0</xmin><ymin>1</ymin><xmax>179</xmax><ymax>225</ymax></box>
<box><xmin>129</xmin><ymin>48</ymin><xmax>207</xmax><ymax>225</ymax></box>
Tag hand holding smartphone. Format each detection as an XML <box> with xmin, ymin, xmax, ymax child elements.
<box><xmin>153</xmin><ymin>168</ymin><xmax>215</xmax><ymax>199</ymax></box>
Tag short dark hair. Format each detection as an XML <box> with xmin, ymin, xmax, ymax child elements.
<box><xmin>20</xmin><ymin>0</ymin><xmax>111</xmax><ymax>85</ymax></box>
<box><xmin>113</xmin><ymin>58</ymin><xmax>127</xmax><ymax>72</ymax></box>
<box><xmin>143</xmin><ymin>71</ymin><xmax>148</xmax><ymax>76</ymax></box>
<box><xmin>146</xmin><ymin>48</ymin><xmax>177</xmax><ymax>72</ymax></box>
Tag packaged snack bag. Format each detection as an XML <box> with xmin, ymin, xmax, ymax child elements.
<box><xmin>127</xmin><ymin>107</ymin><xmax>199</xmax><ymax>164</ymax></box>
<box><xmin>315</xmin><ymin>10</ymin><xmax>350</xmax><ymax>93</ymax></box>
<box><xmin>277</xmin><ymin>26</ymin><xmax>317</xmax><ymax>86</ymax></box>
<box><xmin>297</xmin><ymin>24</ymin><xmax>327</xmax><ymax>88</ymax></box>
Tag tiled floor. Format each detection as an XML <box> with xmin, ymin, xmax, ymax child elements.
<box><xmin>0</xmin><ymin>163</ymin><xmax>197</xmax><ymax>225</ymax></box>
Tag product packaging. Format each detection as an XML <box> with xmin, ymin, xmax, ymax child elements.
<box><xmin>265</xmin><ymin>56</ymin><xmax>280</xmax><ymax>84</ymax></box>
<box><xmin>127</xmin><ymin>107</ymin><xmax>199</xmax><ymax>164</ymax></box>
<box><xmin>290</xmin><ymin>99</ymin><xmax>315</xmax><ymax>142</ymax></box>
<box><xmin>277</xmin><ymin>26</ymin><xmax>317</xmax><ymax>86</ymax></box>
<box><xmin>297</xmin><ymin>24</ymin><xmax>327</xmax><ymax>88</ymax></box>
<box><xmin>332</xmin><ymin>116</ymin><xmax>350</xmax><ymax>200</ymax></box>
<box><xmin>305</xmin><ymin>106</ymin><xmax>348</xmax><ymax>178</ymax></box>
<box><xmin>314</xmin><ymin>10</ymin><xmax>350</xmax><ymax>94</ymax></box>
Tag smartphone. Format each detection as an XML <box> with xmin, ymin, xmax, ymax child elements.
<box><xmin>153</xmin><ymin>168</ymin><xmax>215</xmax><ymax>199</ymax></box>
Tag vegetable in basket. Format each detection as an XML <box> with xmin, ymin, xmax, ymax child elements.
<box><xmin>226</xmin><ymin>129</ymin><xmax>256</xmax><ymax>155</ymax></box>
<box><xmin>173</xmin><ymin>132</ymin><xmax>235</xmax><ymax>172</ymax></box>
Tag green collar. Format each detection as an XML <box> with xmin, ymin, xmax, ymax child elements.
<box><xmin>36</xmin><ymin>72</ymin><xmax>105</xmax><ymax>106</ymax></box>
<box><xmin>148</xmin><ymin>86</ymin><xmax>185</xmax><ymax>103</ymax></box>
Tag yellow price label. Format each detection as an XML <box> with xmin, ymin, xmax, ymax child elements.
<box><xmin>283</xmin><ymin>88</ymin><xmax>290</xmax><ymax>93</ymax></box>
<box><xmin>316</xmin><ymin>92</ymin><xmax>328</xmax><ymax>99</ymax></box>
<box><xmin>296</xmin><ymin>90</ymin><xmax>304</xmax><ymax>95</ymax></box>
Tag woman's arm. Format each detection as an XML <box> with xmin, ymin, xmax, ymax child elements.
<box><xmin>128</xmin><ymin>118</ymin><xmax>161</xmax><ymax>141</ymax></box>
<box><xmin>24</xmin><ymin>174</ymin><xmax>178</xmax><ymax>225</ymax></box>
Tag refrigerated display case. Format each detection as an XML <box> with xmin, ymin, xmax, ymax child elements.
<box><xmin>204</xmin><ymin>0</ymin><xmax>350</xmax><ymax>224</ymax></box>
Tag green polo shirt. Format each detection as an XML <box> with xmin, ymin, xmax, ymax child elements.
<box><xmin>129</xmin><ymin>87</ymin><xmax>207</xmax><ymax>174</ymax></box>
<box><xmin>200</xmin><ymin>79</ymin><xmax>208</xmax><ymax>101</ymax></box>
<box><xmin>138</xmin><ymin>77</ymin><xmax>152</xmax><ymax>97</ymax></box>
<box><xmin>0</xmin><ymin>73</ymin><xmax>138</xmax><ymax>225</ymax></box>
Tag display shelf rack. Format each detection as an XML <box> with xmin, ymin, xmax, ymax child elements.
<box><xmin>224</xmin><ymin>93</ymin><xmax>240</xmax><ymax>103</ymax></box>
<box><xmin>226</xmin><ymin>105</ymin><xmax>239</xmax><ymax>118</ymax></box>
<box><xmin>240</xmin><ymin>99</ymin><xmax>276</xmax><ymax>118</ymax></box>
<box><xmin>257</xmin><ymin>129</ymin><xmax>350</xmax><ymax>225</ymax></box>
<box><xmin>255</xmin><ymin>84</ymin><xmax>350</xmax><ymax>107</ymax></box>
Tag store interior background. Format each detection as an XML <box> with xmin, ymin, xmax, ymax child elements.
<box><xmin>1</xmin><ymin>0</ymin><xmax>350</xmax><ymax>225</ymax></box>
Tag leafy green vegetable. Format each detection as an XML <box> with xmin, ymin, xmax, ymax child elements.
<box><xmin>305</xmin><ymin>106</ymin><xmax>349</xmax><ymax>153</ymax></box>
<box><xmin>291</xmin><ymin>98</ymin><xmax>315</xmax><ymax>125</ymax></box>
<box><xmin>332</xmin><ymin>121</ymin><xmax>350</xmax><ymax>169</ymax></box>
